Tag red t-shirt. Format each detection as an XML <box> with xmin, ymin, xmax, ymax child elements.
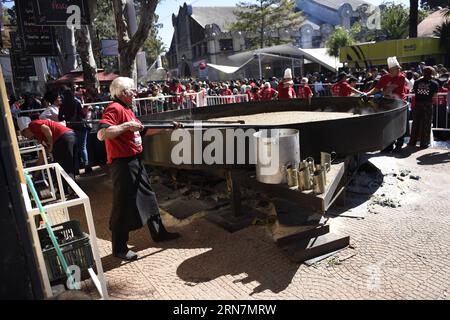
<box><xmin>434</xmin><ymin>87</ymin><xmax>448</xmax><ymax>106</ymax></box>
<box><xmin>249</xmin><ymin>91</ymin><xmax>260</xmax><ymax>102</ymax></box>
<box><xmin>169</xmin><ymin>84</ymin><xmax>183</xmax><ymax>104</ymax></box>
<box><xmin>298</xmin><ymin>85</ymin><xmax>313</xmax><ymax>99</ymax></box>
<box><xmin>375</xmin><ymin>73</ymin><xmax>407</xmax><ymax>100</ymax></box>
<box><xmin>260</xmin><ymin>88</ymin><xmax>277</xmax><ymax>101</ymax></box>
<box><xmin>99</xmin><ymin>102</ymin><xmax>143</xmax><ymax>164</ymax></box>
<box><xmin>331</xmin><ymin>82</ymin><xmax>353</xmax><ymax>97</ymax></box>
<box><xmin>29</xmin><ymin>119</ymin><xmax>72</xmax><ymax>144</ymax></box>
<box><xmin>221</xmin><ymin>89</ymin><xmax>233</xmax><ymax>96</ymax></box>
<box><xmin>277</xmin><ymin>83</ymin><xmax>296</xmax><ymax>100</ymax></box>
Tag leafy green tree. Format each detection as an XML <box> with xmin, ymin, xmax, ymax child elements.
<box><xmin>364</xmin><ymin>2</ymin><xmax>429</xmax><ymax>41</ymax></box>
<box><xmin>442</xmin><ymin>7</ymin><xmax>450</xmax><ymax>18</ymax></box>
<box><xmin>434</xmin><ymin>19</ymin><xmax>450</xmax><ymax>53</ymax></box>
<box><xmin>96</xmin><ymin>0</ymin><xmax>165</xmax><ymax>70</ymax></box>
<box><xmin>420</xmin><ymin>0</ymin><xmax>449</xmax><ymax>9</ymax></box>
<box><xmin>229</xmin><ymin>0</ymin><xmax>303</xmax><ymax>49</ymax></box>
<box><xmin>325</xmin><ymin>26</ymin><xmax>356</xmax><ymax>58</ymax></box>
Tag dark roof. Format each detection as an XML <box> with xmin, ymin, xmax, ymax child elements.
<box><xmin>191</xmin><ymin>6</ymin><xmax>241</xmax><ymax>31</ymax></box>
<box><xmin>309</xmin><ymin>0</ymin><xmax>368</xmax><ymax>11</ymax></box>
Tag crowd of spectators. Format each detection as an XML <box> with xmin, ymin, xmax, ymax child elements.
<box><xmin>9</xmin><ymin>61</ymin><xmax>450</xmax><ymax>177</ymax></box>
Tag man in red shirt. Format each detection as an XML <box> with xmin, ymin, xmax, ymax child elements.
<box><xmin>169</xmin><ymin>79</ymin><xmax>183</xmax><ymax>110</ymax></box>
<box><xmin>332</xmin><ymin>73</ymin><xmax>365</xmax><ymax>97</ymax></box>
<box><xmin>277</xmin><ymin>68</ymin><xmax>297</xmax><ymax>100</ymax></box>
<box><xmin>260</xmin><ymin>82</ymin><xmax>278</xmax><ymax>101</ymax></box>
<box><xmin>18</xmin><ymin>117</ymin><xmax>78</xmax><ymax>179</ymax></box>
<box><xmin>298</xmin><ymin>77</ymin><xmax>313</xmax><ymax>104</ymax></box>
<box><xmin>97</xmin><ymin>77</ymin><xmax>181</xmax><ymax>261</ymax></box>
<box><xmin>220</xmin><ymin>84</ymin><xmax>233</xmax><ymax>104</ymax></box>
<box><xmin>367</xmin><ymin>57</ymin><xmax>408</xmax><ymax>152</ymax></box>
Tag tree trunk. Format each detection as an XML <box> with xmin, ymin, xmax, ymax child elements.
<box><xmin>75</xmin><ymin>26</ymin><xmax>99</xmax><ymax>94</ymax></box>
<box><xmin>112</xmin><ymin>0</ymin><xmax>158</xmax><ymax>82</ymax></box>
<box><xmin>260</xmin><ymin>0</ymin><xmax>264</xmax><ymax>48</ymax></box>
<box><xmin>87</xmin><ymin>1</ymin><xmax>102</xmax><ymax>68</ymax></box>
<box><xmin>409</xmin><ymin>0</ymin><xmax>418</xmax><ymax>38</ymax></box>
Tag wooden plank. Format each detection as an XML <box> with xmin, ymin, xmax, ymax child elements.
<box><xmin>235</xmin><ymin>172</ymin><xmax>323</xmax><ymax>213</ymax></box>
<box><xmin>234</xmin><ymin>161</ymin><xmax>347</xmax><ymax>215</ymax></box>
<box><xmin>276</xmin><ymin>225</ymin><xmax>330</xmax><ymax>247</ymax></box>
<box><xmin>318</xmin><ymin>162</ymin><xmax>346</xmax><ymax>212</ymax></box>
<box><xmin>0</xmin><ymin>66</ymin><xmax>25</xmax><ymax>184</ymax></box>
<box><xmin>281</xmin><ymin>233</ymin><xmax>350</xmax><ymax>264</ymax></box>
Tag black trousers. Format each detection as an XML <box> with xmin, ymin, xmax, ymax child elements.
<box><xmin>53</xmin><ymin>132</ymin><xmax>79</xmax><ymax>178</ymax></box>
<box><xmin>384</xmin><ymin>106</ymin><xmax>410</xmax><ymax>151</ymax></box>
<box><xmin>410</xmin><ymin>102</ymin><xmax>433</xmax><ymax>147</ymax></box>
<box><xmin>112</xmin><ymin>216</ymin><xmax>167</xmax><ymax>254</ymax></box>
<box><xmin>109</xmin><ymin>155</ymin><xmax>167</xmax><ymax>254</ymax></box>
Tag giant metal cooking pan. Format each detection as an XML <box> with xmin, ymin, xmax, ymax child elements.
<box><xmin>140</xmin><ymin>97</ymin><xmax>408</xmax><ymax>169</ymax></box>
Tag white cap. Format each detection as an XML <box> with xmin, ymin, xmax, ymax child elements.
<box><xmin>387</xmin><ymin>56</ymin><xmax>400</xmax><ymax>70</ymax></box>
<box><xmin>17</xmin><ymin>117</ymin><xmax>32</xmax><ymax>132</ymax></box>
<box><xmin>264</xmin><ymin>82</ymin><xmax>271</xmax><ymax>88</ymax></box>
<box><xmin>284</xmin><ymin>68</ymin><xmax>292</xmax><ymax>79</ymax></box>
<box><xmin>301</xmin><ymin>77</ymin><xmax>309</xmax><ymax>83</ymax></box>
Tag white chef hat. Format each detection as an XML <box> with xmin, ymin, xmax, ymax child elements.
<box><xmin>17</xmin><ymin>117</ymin><xmax>32</xmax><ymax>132</ymax></box>
<box><xmin>387</xmin><ymin>56</ymin><xmax>401</xmax><ymax>70</ymax></box>
<box><xmin>301</xmin><ymin>77</ymin><xmax>309</xmax><ymax>83</ymax></box>
<box><xmin>284</xmin><ymin>68</ymin><xmax>292</xmax><ymax>79</ymax></box>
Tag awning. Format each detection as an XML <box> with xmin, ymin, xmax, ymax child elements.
<box><xmin>228</xmin><ymin>44</ymin><xmax>343</xmax><ymax>72</ymax></box>
<box><xmin>207</xmin><ymin>63</ymin><xmax>241</xmax><ymax>74</ymax></box>
<box><xmin>52</xmin><ymin>70</ymin><xmax>119</xmax><ymax>84</ymax></box>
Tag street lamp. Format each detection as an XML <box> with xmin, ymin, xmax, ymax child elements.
<box><xmin>211</xmin><ymin>32</ymin><xmax>217</xmax><ymax>64</ymax></box>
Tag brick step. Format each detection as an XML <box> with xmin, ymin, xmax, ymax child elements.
<box><xmin>280</xmin><ymin>232</ymin><xmax>350</xmax><ymax>264</ymax></box>
<box><xmin>275</xmin><ymin>225</ymin><xmax>330</xmax><ymax>247</ymax></box>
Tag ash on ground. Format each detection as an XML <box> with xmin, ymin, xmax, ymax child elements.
<box><xmin>346</xmin><ymin>159</ymin><xmax>421</xmax><ymax>215</ymax></box>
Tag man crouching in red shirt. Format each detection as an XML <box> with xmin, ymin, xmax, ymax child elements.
<box><xmin>18</xmin><ymin>117</ymin><xmax>78</xmax><ymax>179</ymax></box>
<box><xmin>332</xmin><ymin>73</ymin><xmax>365</xmax><ymax>97</ymax></box>
<box><xmin>97</xmin><ymin>77</ymin><xmax>181</xmax><ymax>261</ymax></box>
<box><xmin>298</xmin><ymin>77</ymin><xmax>314</xmax><ymax>105</ymax></box>
<box><xmin>367</xmin><ymin>56</ymin><xmax>408</xmax><ymax>153</ymax></box>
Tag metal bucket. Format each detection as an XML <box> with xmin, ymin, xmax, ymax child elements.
<box><xmin>254</xmin><ymin>129</ymin><xmax>300</xmax><ymax>184</ymax></box>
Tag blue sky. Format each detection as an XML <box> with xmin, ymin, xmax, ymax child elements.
<box><xmin>156</xmin><ymin>0</ymin><xmax>411</xmax><ymax>49</ymax></box>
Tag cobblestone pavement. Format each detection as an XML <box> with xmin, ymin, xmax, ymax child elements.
<box><xmin>72</xmin><ymin>147</ymin><xmax>450</xmax><ymax>300</ymax></box>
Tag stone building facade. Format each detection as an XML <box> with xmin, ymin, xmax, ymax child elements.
<box><xmin>166</xmin><ymin>1</ymin><xmax>375</xmax><ymax>80</ymax></box>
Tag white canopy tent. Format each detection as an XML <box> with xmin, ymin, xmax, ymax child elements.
<box><xmin>206</xmin><ymin>63</ymin><xmax>241</xmax><ymax>74</ymax></box>
<box><xmin>140</xmin><ymin>55</ymin><xmax>167</xmax><ymax>82</ymax></box>
<box><xmin>228</xmin><ymin>44</ymin><xmax>343</xmax><ymax>73</ymax></box>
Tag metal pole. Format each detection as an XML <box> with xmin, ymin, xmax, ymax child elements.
<box><xmin>291</xmin><ymin>58</ymin><xmax>294</xmax><ymax>78</ymax></box>
<box><xmin>258</xmin><ymin>54</ymin><xmax>262</xmax><ymax>80</ymax></box>
<box><xmin>300</xmin><ymin>56</ymin><xmax>304</xmax><ymax>77</ymax></box>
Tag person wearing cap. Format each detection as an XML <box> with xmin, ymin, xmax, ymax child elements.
<box><xmin>97</xmin><ymin>77</ymin><xmax>181</xmax><ymax>261</ymax></box>
<box><xmin>408</xmin><ymin>66</ymin><xmax>439</xmax><ymax>149</ymax></box>
<box><xmin>260</xmin><ymin>82</ymin><xmax>278</xmax><ymax>101</ymax></box>
<box><xmin>17</xmin><ymin>117</ymin><xmax>78</xmax><ymax>179</ymax></box>
<box><xmin>298</xmin><ymin>77</ymin><xmax>313</xmax><ymax>104</ymax></box>
<box><xmin>366</xmin><ymin>57</ymin><xmax>408</xmax><ymax>152</ymax></box>
<box><xmin>331</xmin><ymin>72</ymin><xmax>365</xmax><ymax>97</ymax></box>
<box><xmin>369</xmin><ymin>57</ymin><xmax>407</xmax><ymax>101</ymax></box>
<box><xmin>277</xmin><ymin>68</ymin><xmax>297</xmax><ymax>100</ymax></box>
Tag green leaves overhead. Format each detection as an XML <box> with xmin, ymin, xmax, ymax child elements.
<box><xmin>229</xmin><ymin>0</ymin><xmax>303</xmax><ymax>49</ymax></box>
